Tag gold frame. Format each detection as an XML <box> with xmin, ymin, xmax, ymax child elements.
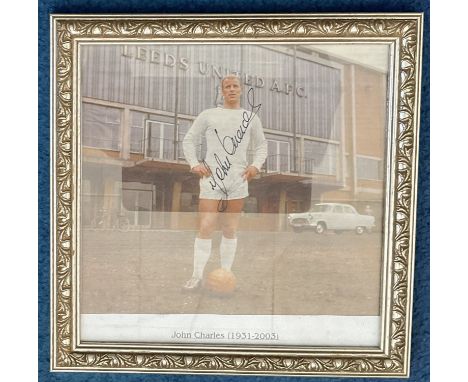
<box><xmin>50</xmin><ymin>14</ymin><xmax>423</xmax><ymax>377</ymax></box>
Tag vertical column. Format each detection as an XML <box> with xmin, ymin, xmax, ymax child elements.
<box><xmin>292</xmin><ymin>45</ymin><xmax>297</xmax><ymax>172</ymax></box>
<box><xmin>151</xmin><ymin>183</ymin><xmax>157</xmax><ymax>229</ymax></box>
<box><xmin>103</xmin><ymin>178</ymin><xmax>115</xmax><ymax>228</ymax></box>
<box><xmin>339</xmin><ymin>66</ymin><xmax>347</xmax><ymax>184</ymax></box>
<box><xmin>299</xmin><ymin>136</ymin><xmax>305</xmax><ymax>174</ymax></box>
<box><xmin>173</xmin><ymin>46</ymin><xmax>180</xmax><ymax>160</ymax></box>
<box><xmin>121</xmin><ymin>108</ymin><xmax>131</xmax><ymax>160</ymax></box>
<box><xmin>309</xmin><ymin>182</ymin><xmax>314</xmax><ymax>211</ymax></box>
<box><xmin>350</xmin><ymin>65</ymin><xmax>358</xmax><ymax>197</ymax></box>
<box><xmin>170</xmin><ymin>180</ymin><xmax>182</xmax><ymax>229</ymax></box>
<box><xmin>278</xmin><ymin>187</ymin><xmax>287</xmax><ymax>231</ymax></box>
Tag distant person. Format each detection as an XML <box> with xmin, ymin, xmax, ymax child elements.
<box><xmin>181</xmin><ymin>74</ymin><xmax>267</xmax><ymax>290</ymax></box>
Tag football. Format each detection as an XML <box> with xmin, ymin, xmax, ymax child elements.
<box><xmin>204</xmin><ymin>268</ymin><xmax>236</xmax><ymax>295</ymax></box>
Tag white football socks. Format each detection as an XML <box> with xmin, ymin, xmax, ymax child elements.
<box><xmin>220</xmin><ymin>236</ymin><xmax>237</xmax><ymax>271</ymax></box>
<box><xmin>192</xmin><ymin>238</ymin><xmax>212</xmax><ymax>280</ymax></box>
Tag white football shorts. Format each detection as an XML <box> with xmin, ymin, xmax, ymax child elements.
<box><xmin>199</xmin><ymin>166</ymin><xmax>249</xmax><ymax>200</ymax></box>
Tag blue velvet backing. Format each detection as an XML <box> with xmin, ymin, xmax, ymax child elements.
<box><xmin>38</xmin><ymin>1</ymin><xmax>429</xmax><ymax>380</ymax></box>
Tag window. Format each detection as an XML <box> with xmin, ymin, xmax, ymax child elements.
<box><xmin>82</xmin><ymin>103</ymin><xmax>121</xmax><ymax>150</ymax></box>
<box><xmin>333</xmin><ymin>205</ymin><xmax>343</xmax><ymax>213</ymax></box>
<box><xmin>343</xmin><ymin>206</ymin><xmax>355</xmax><ymax>214</ymax></box>
<box><xmin>356</xmin><ymin>156</ymin><xmax>383</xmax><ymax>180</ymax></box>
<box><xmin>266</xmin><ymin>139</ymin><xmax>290</xmax><ymax>172</ymax></box>
<box><xmin>303</xmin><ymin>140</ymin><xmax>337</xmax><ymax>176</ymax></box>
<box><xmin>130</xmin><ymin>111</ymin><xmax>147</xmax><ymax>153</ymax></box>
<box><xmin>145</xmin><ymin>121</ymin><xmax>176</xmax><ymax>160</ymax></box>
<box><xmin>311</xmin><ymin>204</ymin><xmax>332</xmax><ymax>213</ymax></box>
<box><xmin>177</xmin><ymin>120</ymin><xmax>194</xmax><ymax>160</ymax></box>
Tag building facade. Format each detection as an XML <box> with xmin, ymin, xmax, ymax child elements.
<box><xmin>80</xmin><ymin>44</ymin><xmax>388</xmax><ymax>231</ymax></box>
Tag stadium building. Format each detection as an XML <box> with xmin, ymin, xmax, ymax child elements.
<box><xmin>80</xmin><ymin>44</ymin><xmax>388</xmax><ymax>231</ymax></box>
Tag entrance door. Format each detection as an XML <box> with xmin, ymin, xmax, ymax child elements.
<box><xmin>121</xmin><ymin>188</ymin><xmax>153</xmax><ymax>228</ymax></box>
<box><xmin>286</xmin><ymin>200</ymin><xmax>302</xmax><ymax>214</ymax></box>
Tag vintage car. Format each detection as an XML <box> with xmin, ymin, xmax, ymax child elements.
<box><xmin>287</xmin><ymin>203</ymin><xmax>375</xmax><ymax>234</ymax></box>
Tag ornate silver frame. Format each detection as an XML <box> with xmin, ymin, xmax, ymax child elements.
<box><xmin>50</xmin><ymin>14</ymin><xmax>423</xmax><ymax>377</ymax></box>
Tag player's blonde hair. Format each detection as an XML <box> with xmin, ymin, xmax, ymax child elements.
<box><xmin>221</xmin><ymin>74</ymin><xmax>241</xmax><ymax>89</ymax></box>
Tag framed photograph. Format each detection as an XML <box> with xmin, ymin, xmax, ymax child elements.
<box><xmin>50</xmin><ymin>14</ymin><xmax>423</xmax><ymax>377</ymax></box>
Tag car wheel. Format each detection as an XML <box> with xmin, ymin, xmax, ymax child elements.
<box><xmin>355</xmin><ymin>226</ymin><xmax>365</xmax><ymax>235</ymax></box>
<box><xmin>315</xmin><ymin>222</ymin><xmax>326</xmax><ymax>234</ymax></box>
<box><xmin>292</xmin><ymin>226</ymin><xmax>303</xmax><ymax>233</ymax></box>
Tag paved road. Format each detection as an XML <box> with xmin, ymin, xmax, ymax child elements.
<box><xmin>80</xmin><ymin>229</ymin><xmax>383</xmax><ymax>316</ymax></box>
